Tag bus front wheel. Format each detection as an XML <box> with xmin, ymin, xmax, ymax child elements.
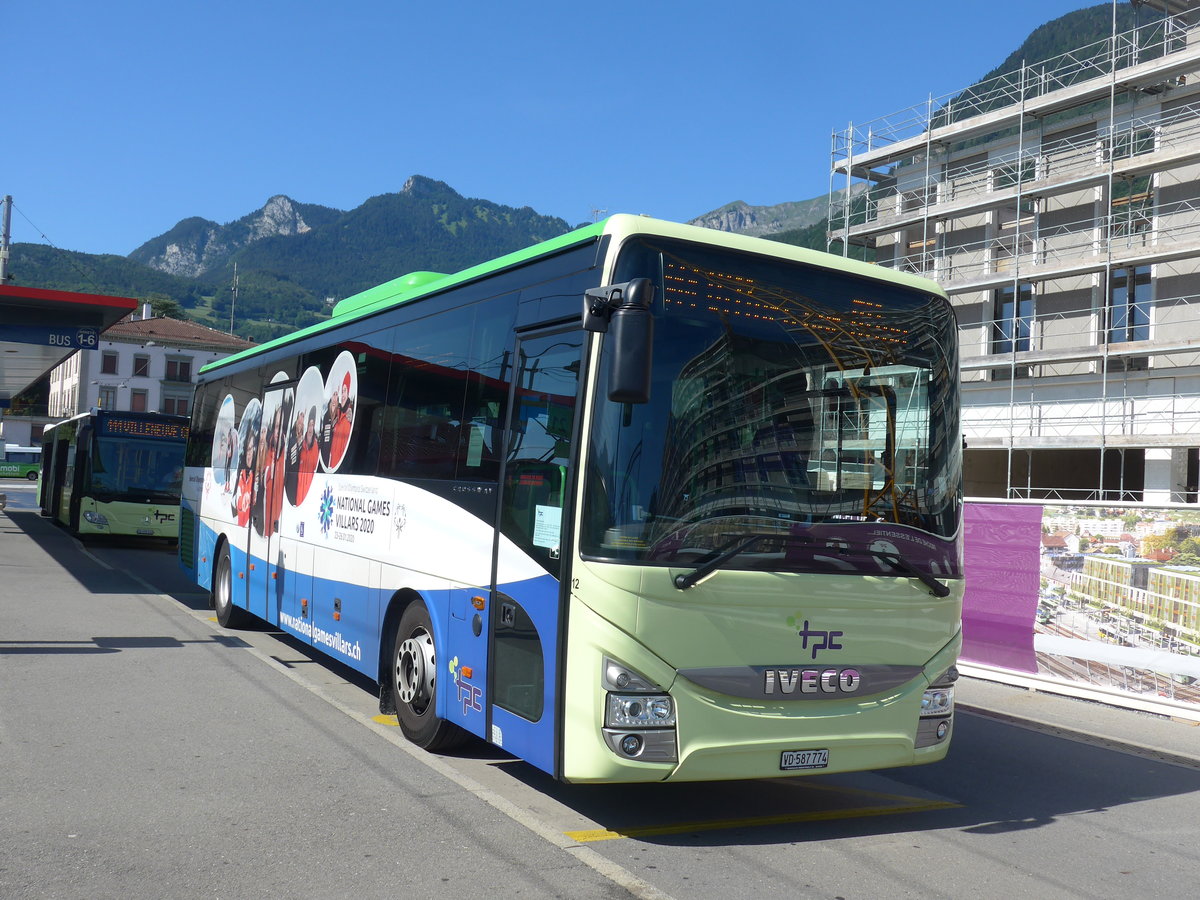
<box><xmin>213</xmin><ymin>543</ymin><xmax>250</xmax><ymax>628</ymax></box>
<box><xmin>392</xmin><ymin>601</ymin><xmax>466</xmax><ymax>751</ymax></box>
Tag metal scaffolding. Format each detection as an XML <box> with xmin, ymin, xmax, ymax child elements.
<box><xmin>830</xmin><ymin>1</ymin><xmax>1200</xmax><ymax>502</ymax></box>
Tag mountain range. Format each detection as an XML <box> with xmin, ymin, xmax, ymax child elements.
<box><xmin>5</xmin><ymin>3</ymin><xmax>1135</xmax><ymax>343</ymax></box>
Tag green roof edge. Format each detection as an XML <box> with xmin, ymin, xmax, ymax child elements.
<box><xmin>202</xmin><ymin>218</ymin><xmax>609</xmax><ymax>374</ymax></box>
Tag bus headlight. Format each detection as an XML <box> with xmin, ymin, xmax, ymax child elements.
<box><xmin>600</xmin><ymin>657</ymin><xmax>678</xmax><ymax>762</ymax></box>
<box><xmin>916</xmin><ymin>667</ymin><xmax>956</xmax><ymax>747</ymax></box>
<box><xmin>83</xmin><ymin>511</ymin><xmax>109</xmax><ymax>526</ymax></box>
<box><xmin>919</xmin><ymin>686</ymin><xmax>954</xmax><ymax>717</ymax></box>
<box><xmin>605</xmin><ymin>693</ymin><xmax>676</xmax><ymax>728</ymax></box>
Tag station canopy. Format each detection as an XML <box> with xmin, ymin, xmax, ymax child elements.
<box><xmin>0</xmin><ymin>284</ymin><xmax>138</xmax><ymax>406</ymax></box>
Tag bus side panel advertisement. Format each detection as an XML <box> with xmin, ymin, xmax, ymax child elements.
<box><xmin>194</xmin><ymin>356</ymin><xmax>544</xmax><ymax>684</ymax></box>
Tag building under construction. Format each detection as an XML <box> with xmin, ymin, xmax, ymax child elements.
<box><xmin>830</xmin><ymin>0</ymin><xmax>1200</xmax><ymax>502</ymax></box>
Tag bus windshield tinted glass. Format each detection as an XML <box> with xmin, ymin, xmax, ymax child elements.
<box><xmin>90</xmin><ymin>436</ymin><xmax>185</xmax><ymax>503</ymax></box>
<box><xmin>581</xmin><ymin>237</ymin><xmax>961</xmax><ymax>577</ymax></box>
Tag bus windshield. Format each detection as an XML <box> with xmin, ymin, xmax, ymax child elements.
<box><xmin>581</xmin><ymin>237</ymin><xmax>962</xmax><ymax>578</ymax></box>
<box><xmin>89</xmin><ymin>435</ymin><xmax>185</xmax><ymax>503</ymax></box>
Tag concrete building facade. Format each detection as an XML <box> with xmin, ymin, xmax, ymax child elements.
<box><xmin>830</xmin><ymin>0</ymin><xmax>1200</xmax><ymax>502</ymax></box>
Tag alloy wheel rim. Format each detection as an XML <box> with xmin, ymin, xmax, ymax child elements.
<box><xmin>396</xmin><ymin>629</ymin><xmax>435</xmax><ymax>713</ymax></box>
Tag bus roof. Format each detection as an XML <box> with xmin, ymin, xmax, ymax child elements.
<box><xmin>202</xmin><ymin>214</ymin><xmax>946</xmax><ymax>375</ymax></box>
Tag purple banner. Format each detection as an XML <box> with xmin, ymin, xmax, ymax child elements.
<box><xmin>961</xmin><ymin>503</ymin><xmax>1043</xmax><ymax>672</ymax></box>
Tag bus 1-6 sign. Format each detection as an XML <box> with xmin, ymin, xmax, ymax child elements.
<box><xmin>47</xmin><ymin>328</ymin><xmax>99</xmax><ymax>348</ymax></box>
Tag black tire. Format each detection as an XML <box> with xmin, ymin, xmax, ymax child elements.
<box><xmin>213</xmin><ymin>542</ymin><xmax>251</xmax><ymax>628</ymax></box>
<box><xmin>26</xmin><ymin>471</ymin><xmax>38</xmax><ymax>481</ymax></box>
<box><xmin>392</xmin><ymin>601</ymin><xmax>467</xmax><ymax>751</ymax></box>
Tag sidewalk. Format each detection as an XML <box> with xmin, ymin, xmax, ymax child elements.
<box><xmin>957</xmin><ymin>676</ymin><xmax>1200</xmax><ymax>769</ymax></box>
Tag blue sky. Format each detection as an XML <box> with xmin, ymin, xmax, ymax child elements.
<box><xmin>7</xmin><ymin>0</ymin><xmax>1105</xmax><ymax>256</ymax></box>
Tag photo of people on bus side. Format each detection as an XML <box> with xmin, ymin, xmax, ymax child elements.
<box><xmin>320</xmin><ymin>354</ymin><xmax>357</xmax><ymax>473</ymax></box>
<box><xmin>213</xmin><ymin>351</ymin><xmax>359</xmax><ymax>527</ymax></box>
<box><xmin>255</xmin><ymin>378</ymin><xmax>293</xmax><ymax>539</ymax></box>
<box><xmin>233</xmin><ymin>398</ymin><xmax>262</xmax><ymax>527</ymax></box>
<box><xmin>286</xmin><ymin>366</ymin><xmax>325</xmax><ymax>508</ymax></box>
<box><xmin>212</xmin><ymin>395</ymin><xmax>238</xmax><ymax>495</ymax></box>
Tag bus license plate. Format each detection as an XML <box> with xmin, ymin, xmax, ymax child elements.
<box><xmin>780</xmin><ymin>749</ymin><xmax>828</xmax><ymax>770</ymax></box>
<box><xmin>137</xmin><ymin>528</ymin><xmax>154</xmax><ymax>535</ymax></box>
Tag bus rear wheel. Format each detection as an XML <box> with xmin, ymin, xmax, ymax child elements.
<box><xmin>393</xmin><ymin>601</ymin><xmax>466</xmax><ymax>751</ymax></box>
<box><xmin>26</xmin><ymin>471</ymin><xmax>37</xmax><ymax>481</ymax></box>
<box><xmin>213</xmin><ymin>542</ymin><xmax>250</xmax><ymax>628</ymax></box>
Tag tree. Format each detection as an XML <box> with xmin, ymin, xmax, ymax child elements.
<box><xmin>1142</xmin><ymin>533</ymin><xmax>1176</xmax><ymax>553</ymax></box>
<box><xmin>146</xmin><ymin>293</ymin><xmax>187</xmax><ymax>319</ymax></box>
<box><xmin>1169</xmin><ymin>526</ymin><xmax>1192</xmax><ymax>545</ymax></box>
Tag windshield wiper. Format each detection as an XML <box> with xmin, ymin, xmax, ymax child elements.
<box><xmin>674</xmin><ymin>533</ymin><xmax>781</xmax><ymax>591</ymax></box>
<box><xmin>858</xmin><ymin>549</ymin><xmax>950</xmax><ymax>597</ymax></box>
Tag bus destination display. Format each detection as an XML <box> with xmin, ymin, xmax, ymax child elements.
<box><xmin>99</xmin><ymin>417</ymin><xmax>190</xmax><ymax>441</ymax></box>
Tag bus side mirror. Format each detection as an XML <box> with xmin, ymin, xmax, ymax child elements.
<box><xmin>583</xmin><ymin>278</ymin><xmax>655</xmax><ymax>404</ymax></box>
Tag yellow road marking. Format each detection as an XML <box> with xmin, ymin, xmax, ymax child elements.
<box><xmin>565</xmin><ymin>797</ymin><xmax>961</xmax><ymax>843</ymax></box>
<box><xmin>372</xmin><ymin>714</ymin><xmax>399</xmax><ymax>726</ymax></box>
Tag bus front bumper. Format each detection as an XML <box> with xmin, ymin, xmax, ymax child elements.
<box><xmin>563</xmin><ymin>601</ymin><xmax>960</xmax><ymax>784</ymax></box>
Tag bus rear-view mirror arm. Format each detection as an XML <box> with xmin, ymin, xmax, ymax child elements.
<box><xmin>582</xmin><ymin>278</ymin><xmax>655</xmax><ymax>404</ymax></box>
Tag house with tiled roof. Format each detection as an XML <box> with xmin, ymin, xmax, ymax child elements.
<box><xmin>47</xmin><ymin>304</ymin><xmax>254</xmax><ymax>420</ymax></box>
<box><xmin>1041</xmin><ymin>533</ymin><xmax>1068</xmax><ymax>554</ymax></box>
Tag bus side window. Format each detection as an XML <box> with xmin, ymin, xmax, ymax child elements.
<box><xmin>502</xmin><ymin>461</ymin><xmax>566</xmax><ymax>552</ymax></box>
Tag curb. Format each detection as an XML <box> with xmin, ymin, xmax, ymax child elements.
<box><xmin>959</xmin><ymin>703</ymin><xmax>1200</xmax><ymax>770</ymax></box>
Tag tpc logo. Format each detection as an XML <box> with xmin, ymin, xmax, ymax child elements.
<box><xmin>785</xmin><ymin>615</ymin><xmax>844</xmax><ymax>660</ymax></box>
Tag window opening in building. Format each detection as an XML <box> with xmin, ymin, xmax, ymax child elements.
<box><xmin>1111</xmin><ymin>175</ymin><xmax>1153</xmax><ymax>239</ymax></box>
<box><xmin>992</xmin><ymin>282</ymin><xmax>1033</xmax><ymax>379</ymax></box>
<box><xmin>1107</xmin><ymin>265</ymin><xmax>1151</xmax><ymax>343</ymax></box>
<box><xmin>992</xmin><ymin>283</ymin><xmax>1033</xmax><ymax>354</ymax></box>
<box><xmin>1106</xmin><ymin>265</ymin><xmax>1151</xmax><ymax>372</ymax></box>
<box><xmin>166</xmin><ymin>358</ymin><xmax>192</xmax><ymax>382</ymax></box>
<box><xmin>162</xmin><ymin>395</ymin><xmax>189</xmax><ymax>416</ymax></box>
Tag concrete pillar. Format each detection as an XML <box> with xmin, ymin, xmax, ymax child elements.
<box><xmin>1143</xmin><ymin>447</ymin><xmax>1189</xmax><ymax>504</ymax></box>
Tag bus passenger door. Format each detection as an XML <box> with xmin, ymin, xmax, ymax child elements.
<box><xmin>247</xmin><ymin>384</ymin><xmax>290</xmax><ymax>620</ymax></box>
<box><xmin>488</xmin><ymin>327</ymin><xmax>585</xmax><ymax>776</ymax></box>
<box><xmin>278</xmin><ymin>538</ymin><xmax>312</xmax><ymax>637</ymax></box>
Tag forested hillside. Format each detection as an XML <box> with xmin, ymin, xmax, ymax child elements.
<box><xmin>7</xmin><ymin>177</ymin><xmax>572</xmax><ymax>342</ymax></box>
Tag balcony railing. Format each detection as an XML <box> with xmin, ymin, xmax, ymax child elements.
<box><xmin>958</xmin><ymin>288</ymin><xmax>1200</xmax><ymax>371</ymax></box>
<box><xmin>839</xmin><ymin>100</ymin><xmax>1200</xmax><ymax>240</ymax></box>
<box><xmin>833</xmin><ymin>14</ymin><xmax>1197</xmax><ymax>164</ymax></box>
<box><xmin>886</xmin><ymin>187</ymin><xmax>1200</xmax><ymax>286</ymax></box>
<box><xmin>965</xmin><ymin>392</ymin><xmax>1200</xmax><ymax>441</ymax></box>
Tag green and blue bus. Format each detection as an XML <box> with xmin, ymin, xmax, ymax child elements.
<box><xmin>40</xmin><ymin>410</ymin><xmax>189</xmax><ymax>540</ymax></box>
<box><xmin>181</xmin><ymin>215</ymin><xmax>963</xmax><ymax>783</ymax></box>
<box><xmin>1</xmin><ymin>444</ymin><xmax>41</xmax><ymax>480</ymax></box>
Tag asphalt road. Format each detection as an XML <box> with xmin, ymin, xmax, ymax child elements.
<box><xmin>3</xmin><ymin>505</ymin><xmax>1199</xmax><ymax>900</ymax></box>
<box><xmin>0</xmin><ymin>480</ymin><xmax>39</xmax><ymax>511</ymax></box>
